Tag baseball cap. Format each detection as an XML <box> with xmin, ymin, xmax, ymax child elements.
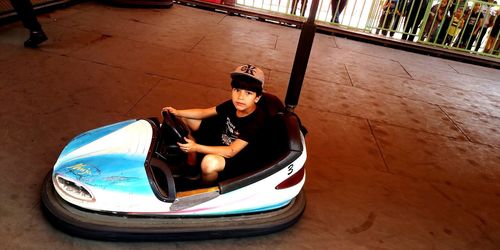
<box><xmin>231</xmin><ymin>64</ymin><xmax>265</xmax><ymax>85</ymax></box>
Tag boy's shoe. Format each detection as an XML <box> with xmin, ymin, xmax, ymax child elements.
<box><xmin>24</xmin><ymin>30</ymin><xmax>48</xmax><ymax>48</ymax></box>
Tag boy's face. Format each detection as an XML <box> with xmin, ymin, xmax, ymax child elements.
<box><xmin>231</xmin><ymin>88</ymin><xmax>260</xmax><ymax>113</ymax></box>
<box><xmin>473</xmin><ymin>3</ymin><xmax>480</xmax><ymax>12</ymax></box>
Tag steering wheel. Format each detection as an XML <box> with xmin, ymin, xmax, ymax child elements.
<box><xmin>161</xmin><ymin>110</ymin><xmax>188</xmax><ymax>144</ymax></box>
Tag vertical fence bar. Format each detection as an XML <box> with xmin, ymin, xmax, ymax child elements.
<box><xmin>348</xmin><ymin>0</ymin><xmax>358</xmax><ymax>27</ymax></box>
<box><xmin>316</xmin><ymin>0</ymin><xmax>324</xmax><ymax>20</ymax></box>
<box><xmin>367</xmin><ymin>0</ymin><xmax>382</xmax><ymax>31</ymax></box>
<box><xmin>402</xmin><ymin>0</ymin><xmax>415</xmax><ymax>37</ymax></box>
<box><xmin>398</xmin><ymin>0</ymin><xmax>408</xmax><ymax>36</ymax></box>
<box><xmin>333</xmin><ymin>0</ymin><xmax>340</xmax><ymax>23</ymax></box>
<box><xmin>417</xmin><ymin>0</ymin><xmax>432</xmax><ymax>40</ymax></box>
<box><xmin>356</xmin><ymin>0</ymin><xmax>367</xmax><ymax>29</ymax></box>
<box><xmin>455</xmin><ymin>1</ymin><xmax>471</xmax><ymax>48</ymax></box>
<box><xmin>326</xmin><ymin>1</ymin><xmax>332</xmax><ymax>22</ymax></box>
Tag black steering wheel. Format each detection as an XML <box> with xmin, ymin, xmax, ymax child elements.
<box><xmin>161</xmin><ymin>110</ymin><xmax>188</xmax><ymax>144</ymax></box>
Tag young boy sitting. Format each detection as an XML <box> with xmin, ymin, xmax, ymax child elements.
<box><xmin>162</xmin><ymin>64</ymin><xmax>267</xmax><ymax>183</ymax></box>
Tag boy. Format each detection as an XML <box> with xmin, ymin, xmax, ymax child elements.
<box><xmin>376</xmin><ymin>0</ymin><xmax>402</xmax><ymax>36</ymax></box>
<box><xmin>421</xmin><ymin>0</ymin><xmax>449</xmax><ymax>41</ymax></box>
<box><xmin>163</xmin><ymin>64</ymin><xmax>267</xmax><ymax>183</ymax></box>
<box><xmin>445</xmin><ymin>7</ymin><xmax>465</xmax><ymax>46</ymax></box>
<box><xmin>485</xmin><ymin>9</ymin><xmax>500</xmax><ymax>54</ymax></box>
<box><xmin>458</xmin><ymin>2</ymin><xmax>484</xmax><ymax>50</ymax></box>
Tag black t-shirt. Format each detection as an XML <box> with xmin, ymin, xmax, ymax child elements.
<box><xmin>192</xmin><ymin>100</ymin><xmax>267</xmax><ymax>178</ymax></box>
<box><xmin>463</xmin><ymin>10</ymin><xmax>484</xmax><ymax>35</ymax></box>
<box><xmin>209</xmin><ymin>100</ymin><xmax>267</xmax><ymax>177</ymax></box>
<box><xmin>215</xmin><ymin>100</ymin><xmax>266</xmax><ymax>146</ymax></box>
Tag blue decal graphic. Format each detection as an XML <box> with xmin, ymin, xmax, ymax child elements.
<box><xmin>64</xmin><ymin>163</ymin><xmax>101</xmax><ymax>179</ymax></box>
<box><xmin>55</xmin><ymin>154</ymin><xmax>153</xmax><ymax>195</ymax></box>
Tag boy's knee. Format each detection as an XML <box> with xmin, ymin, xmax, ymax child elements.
<box><xmin>201</xmin><ymin>155</ymin><xmax>224</xmax><ymax>174</ymax></box>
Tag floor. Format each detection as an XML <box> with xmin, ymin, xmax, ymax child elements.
<box><xmin>1</xmin><ymin>2</ymin><xmax>499</xmax><ymax>249</ymax></box>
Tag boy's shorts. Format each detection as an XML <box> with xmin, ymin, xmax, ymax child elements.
<box><xmin>193</xmin><ymin>116</ymin><xmax>255</xmax><ymax>180</ymax></box>
<box><xmin>220</xmin><ymin>154</ymin><xmax>253</xmax><ymax>180</ymax></box>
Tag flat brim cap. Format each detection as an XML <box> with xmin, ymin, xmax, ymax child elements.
<box><xmin>230</xmin><ymin>64</ymin><xmax>265</xmax><ymax>85</ymax></box>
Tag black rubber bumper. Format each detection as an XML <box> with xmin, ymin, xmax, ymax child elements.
<box><xmin>41</xmin><ymin>173</ymin><xmax>306</xmax><ymax>241</ymax></box>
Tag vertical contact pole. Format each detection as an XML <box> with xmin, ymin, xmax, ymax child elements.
<box><xmin>285</xmin><ymin>0</ymin><xmax>320</xmax><ymax>112</ymax></box>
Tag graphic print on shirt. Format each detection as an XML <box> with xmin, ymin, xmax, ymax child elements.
<box><xmin>221</xmin><ymin>117</ymin><xmax>239</xmax><ymax>145</ymax></box>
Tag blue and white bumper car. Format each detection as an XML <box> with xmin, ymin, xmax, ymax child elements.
<box><xmin>41</xmin><ymin>93</ymin><xmax>307</xmax><ymax>241</ymax></box>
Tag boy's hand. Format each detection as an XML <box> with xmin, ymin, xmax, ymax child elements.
<box><xmin>178</xmin><ymin>137</ymin><xmax>197</xmax><ymax>153</ymax></box>
<box><xmin>162</xmin><ymin>107</ymin><xmax>178</xmax><ymax>116</ymax></box>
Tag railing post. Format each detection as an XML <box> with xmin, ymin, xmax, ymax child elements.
<box><xmin>417</xmin><ymin>0</ymin><xmax>433</xmax><ymax>42</ymax></box>
<box><xmin>285</xmin><ymin>0</ymin><xmax>319</xmax><ymax>112</ymax></box>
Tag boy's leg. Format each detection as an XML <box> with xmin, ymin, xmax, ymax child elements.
<box><xmin>485</xmin><ymin>37</ymin><xmax>493</xmax><ymax>53</ymax></box>
<box><xmin>382</xmin><ymin>14</ymin><xmax>393</xmax><ymax>36</ymax></box>
<box><xmin>466</xmin><ymin>34</ymin><xmax>478</xmax><ymax>50</ymax></box>
<box><xmin>390</xmin><ymin>15</ymin><xmax>401</xmax><ymax>37</ymax></box>
<box><xmin>9</xmin><ymin>0</ymin><xmax>41</xmax><ymax>31</ymax></box>
<box><xmin>9</xmin><ymin>0</ymin><xmax>47</xmax><ymax>48</ymax></box>
<box><xmin>377</xmin><ymin>13</ymin><xmax>387</xmax><ymax>35</ymax></box>
<box><xmin>474</xmin><ymin>29</ymin><xmax>487</xmax><ymax>52</ymax></box>
<box><xmin>493</xmin><ymin>38</ymin><xmax>500</xmax><ymax>55</ymax></box>
<box><xmin>403</xmin><ymin>10</ymin><xmax>419</xmax><ymax>41</ymax></box>
<box><xmin>458</xmin><ymin>31</ymin><xmax>470</xmax><ymax>48</ymax></box>
<box><xmin>200</xmin><ymin>154</ymin><xmax>226</xmax><ymax>183</ymax></box>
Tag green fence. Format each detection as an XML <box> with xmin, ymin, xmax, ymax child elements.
<box><xmin>3</xmin><ymin>0</ymin><xmax>499</xmax><ymax>57</ymax></box>
<box><xmin>235</xmin><ymin>0</ymin><xmax>500</xmax><ymax>57</ymax></box>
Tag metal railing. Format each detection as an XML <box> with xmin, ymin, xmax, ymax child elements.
<box><xmin>235</xmin><ymin>0</ymin><xmax>500</xmax><ymax>58</ymax></box>
<box><xmin>2</xmin><ymin>0</ymin><xmax>498</xmax><ymax>59</ymax></box>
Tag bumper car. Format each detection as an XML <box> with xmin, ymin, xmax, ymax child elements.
<box><xmin>41</xmin><ymin>93</ymin><xmax>307</xmax><ymax>241</ymax></box>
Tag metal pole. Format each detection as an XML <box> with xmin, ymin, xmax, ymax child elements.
<box><xmin>285</xmin><ymin>0</ymin><xmax>320</xmax><ymax>112</ymax></box>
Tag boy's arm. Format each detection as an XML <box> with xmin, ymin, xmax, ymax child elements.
<box><xmin>180</xmin><ymin>138</ymin><xmax>248</xmax><ymax>159</ymax></box>
<box><xmin>164</xmin><ymin>107</ymin><xmax>217</xmax><ymax>119</ymax></box>
<box><xmin>382</xmin><ymin>1</ymin><xmax>389</xmax><ymax>9</ymax></box>
<box><xmin>474</xmin><ymin>18</ymin><xmax>484</xmax><ymax>34</ymax></box>
<box><xmin>488</xmin><ymin>15</ymin><xmax>495</xmax><ymax>27</ymax></box>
